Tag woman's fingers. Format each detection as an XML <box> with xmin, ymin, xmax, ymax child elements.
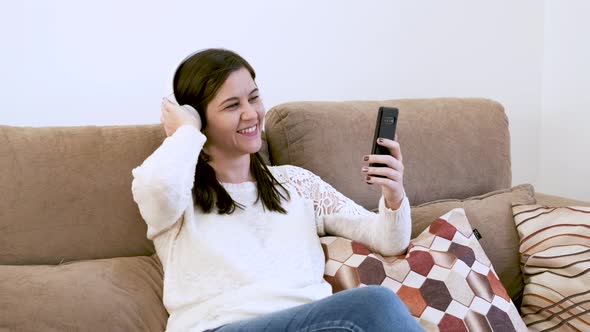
<box><xmin>362</xmin><ymin>137</ymin><xmax>406</xmax><ymax>209</ymax></box>
<box><xmin>162</xmin><ymin>99</ymin><xmax>174</xmax><ymax>113</ymax></box>
<box><xmin>363</xmin><ymin>154</ymin><xmax>404</xmax><ymax>172</ymax></box>
<box><xmin>160</xmin><ymin>96</ymin><xmax>202</xmax><ymax>137</ymax></box>
<box><xmin>375</xmin><ymin>138</ymin><xmax>402</xmax><ymax>163</ymax></box>
<box><xmin>362</xmin><ymin>166</ymin><xmax>403</xmax><ymax>182</ymax></box>
<box><xmin>161</xmin><ymin>99</ymin><xmax>175</xmax><ymax>136</ymax></box>
<box><xmin>364</xmin><ymin>174</ymin><xmax>403</xmax><ymax>190</ymax></box>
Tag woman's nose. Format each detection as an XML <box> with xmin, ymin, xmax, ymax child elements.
<box><xmin>241</xmin><ymin>104</ymin><xmax>258</xmax><ymax>120</ymax></box>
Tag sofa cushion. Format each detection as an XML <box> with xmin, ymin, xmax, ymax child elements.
<box><xmin>0</xmin><ymin>125</ymin><xmax>164</xmax><ymax>265</ymax></box>
<box><xmin>321</xmin><ymin>208</ymin><xmax>527</xmax><ymax>331</ymax></box>
<box><xmin>265</xmin><ymin>98</ymin><xmax>511</xmax><ymax>209</ymax></box>
<box><xmin>512</xmin><ymin>204</ymin><xmax>590</xmax><ymax>331</ymax></box>
<box><xmin>410</xmin><ymin>184</ymin><xmax>536</xmax><ymax>304</ymax></box>
<box><xmin>0</xmin><ymin>255</ymin><xmax>167</xmax><ymax>331</ymax></box>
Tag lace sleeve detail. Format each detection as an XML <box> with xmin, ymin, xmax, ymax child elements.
<box><xmin>282</xmin><ymin>165</ymin><xmax>373</xmax><ymax>220</ymax></box>
<box><xmin>279</xmin><ymin>165</ymin><xmax>411</xmax><ymax>256</ymax></box>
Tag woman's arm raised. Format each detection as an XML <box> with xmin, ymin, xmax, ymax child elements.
<box><xmin>131</xmin><ymin>99</ymin><xmax>203</xmax><ymax>239</ymax></box>
<box><xmin>284</xmin><ymin>166</ymin><xmax>411</xmax><ymax>256</ymax></box>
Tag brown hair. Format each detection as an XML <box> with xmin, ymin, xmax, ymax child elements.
<box><xmin>173</xmin><ymin>48</ymin><xmax>290</xmax><ymax>214</ymax></box>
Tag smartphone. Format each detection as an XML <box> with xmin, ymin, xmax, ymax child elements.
<box><xmin>370</xmin><ymin>107</ymin><xmax>399</xmax><ymax>168</ymax></box>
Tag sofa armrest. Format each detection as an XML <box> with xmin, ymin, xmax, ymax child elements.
<box><xmin>535</xmin><ymin>192</ymin><xmax>590</xmax><ymax>207</ymax></box>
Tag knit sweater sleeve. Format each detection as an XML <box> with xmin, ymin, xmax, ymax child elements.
<box><xmin>282</xmin><ymin>165</ymin><xmax>411</xmax><ymax>256</ymax></box>
<box><xmin>131</xmin><ymin>125</ymin><xmax>205</xmax><ymax>240</ymax></box>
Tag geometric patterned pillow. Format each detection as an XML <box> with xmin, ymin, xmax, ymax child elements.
<box><xmin>321</xmin><ymin>208</ymin><xmax>527</xmax><ymax>332</ymax></box>
<box><xmin>512</xmin><ymin>204</ymin><xmax>590</xmax><ymax>332</ymax></box>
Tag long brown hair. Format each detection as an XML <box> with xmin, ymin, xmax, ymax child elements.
<box><xmin>173</xmin><ymin>48</ymin><xmax>290</xmax><ymax>214</ymax></box>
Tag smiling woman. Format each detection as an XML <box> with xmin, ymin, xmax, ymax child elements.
<box><xmin>172</xmin><ymin>49</ymin><xmax>290</xmax><ymax>215</ymax></box>
<box><xmin>131</xmin><ymin>48</ymin><xmax>421</xmax><ymax>332</ymax></box>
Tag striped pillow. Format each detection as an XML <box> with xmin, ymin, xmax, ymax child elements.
<box><xmin>512</xmin><ymin>204</ymin><xmax>590</xmax><ymax>331</ymax></box>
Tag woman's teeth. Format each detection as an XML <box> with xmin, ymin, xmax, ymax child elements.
<box><xmin>238</xmin><ymin>125</ymin><xmax>256</xmax><ymax>134</ymax></box>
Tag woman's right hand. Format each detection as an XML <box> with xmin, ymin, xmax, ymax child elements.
<box><xmin>160</xmin><ymin>98</ymin><xmax>202</xmax><ymax>137</ymax></box>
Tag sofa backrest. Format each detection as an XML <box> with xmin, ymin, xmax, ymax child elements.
<box><xmin>0</xmin><ymin>97</ymin><xmax>511</xmax><ymax>265</ymax></box>
<box><xmin>0</xmin><ymin>125</ymin><xmax>165</xmax><ymax>265</ymax></box>
<box><xmin>0</xmin><ymin>123</ymin><xmax>272</xmax><ymax>265</ymax></box>
<box><xmin>265</xmin><ymin>98</ymin><xmax>511</xmax><ymax>210</ymax></box>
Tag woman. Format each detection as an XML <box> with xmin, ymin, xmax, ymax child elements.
<box><xmin>132</xmin><ymin>48</ymin><xmax>423</xmax><ymax>332</ymax></box>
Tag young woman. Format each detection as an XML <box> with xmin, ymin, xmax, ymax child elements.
<box><xmin>132</xmin><ymin>48</ymin><xmax>423</xmax><ymax>332</ymax></box>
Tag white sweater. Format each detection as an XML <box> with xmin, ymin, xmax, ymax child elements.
<box><xmin>131</xmin><ymin>125</ymin><xmax>411</xmax><ymax>332</ymax></box>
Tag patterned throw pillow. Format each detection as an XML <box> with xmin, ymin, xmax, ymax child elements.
<box><xmin>321</xmin><ymin>208</ymin><xmax>527</xmax><ymax>332</ymax></box>
<box><xmin>410</xmin><ymin>184</ymin><xmax>536</xmax><ymax>304</ymax></box>
<box><xmin>512</xmin><ymin>204</ymin><xmax>590</xmax><ymax>331</ymax></box>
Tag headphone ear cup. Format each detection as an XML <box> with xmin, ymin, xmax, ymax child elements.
<box><xmin>181</xmin><ymin>104</ymin><xmax>199</xmax><ymax>118</ymax></box>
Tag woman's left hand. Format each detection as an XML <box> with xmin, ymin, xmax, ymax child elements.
<box><xmin>362</xmin><ymin>135</ymin><xmax>405</xmax><ymax>210</ymax></box>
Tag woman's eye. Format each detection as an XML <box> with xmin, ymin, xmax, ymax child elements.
<box><xmin>249</xmin><ymin>96</ymin><xmax>259</xmax><ymax>102</ymax></box>
<box><xmin>226</xmin><ymin>103</ymin><xmax>239</xmax><ymax>110</ymax></box>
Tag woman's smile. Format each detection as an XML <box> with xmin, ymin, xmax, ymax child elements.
<box><xmin>237</xmin><ymin>124</ymin><xmax>258</xmax><ymax>137</ymax></box>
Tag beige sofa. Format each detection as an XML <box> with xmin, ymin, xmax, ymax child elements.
<box><xmin>1</xmin><ymin>98</ymin><xmax>588</xmax><ymax>331</ymax></box>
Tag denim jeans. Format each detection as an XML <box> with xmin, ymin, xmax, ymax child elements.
<box><xmin>208</xmin><ymin>285</ymin><xmax>424</xmax><ymax>332</ymax></box>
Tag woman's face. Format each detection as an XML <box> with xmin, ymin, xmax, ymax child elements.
<box><xmin>202</xmin><ymin>67</ymin><xmax>265</xmax><ymax>159</ymax></box>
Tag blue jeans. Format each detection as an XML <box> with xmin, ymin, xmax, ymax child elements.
<box><xmin>208</xmin><ymin>285</ymin><xmax>425</xmax><ymax>332</ymax></box>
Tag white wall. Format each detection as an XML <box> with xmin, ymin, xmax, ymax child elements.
<box><xmin>1</xmin><ymin>1</ymin><xmax>551</xmax><ymax>193</ymax></box>
<box><xmin>538</xmin><ymin>1</ymin><xmax>590</xmax><ymax>201</ymax></box>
